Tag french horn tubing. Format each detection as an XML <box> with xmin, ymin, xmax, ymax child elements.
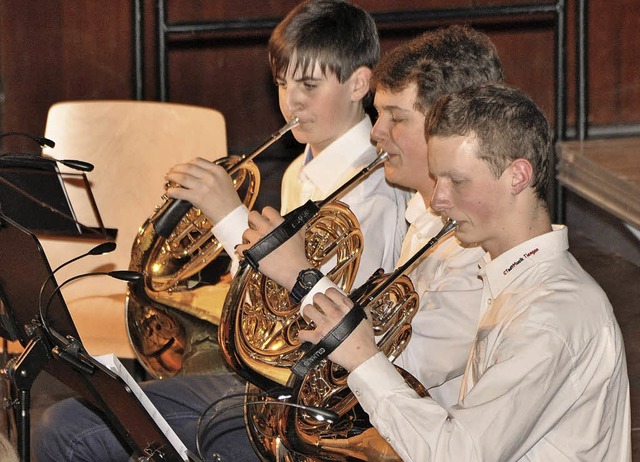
<box><xmin>218</xmin><ymin>151</ymin><xmax>389</xmax><ymax>390</ymax></box>
<box><xmin>245</xmin><ymin>219</ymin><xmax>457</xmax><ymax>462</ymax></box>
<box><xmin>125</xmin><ymin>117</ymin><xmax>299</xmax><ymax>378</ymax></box>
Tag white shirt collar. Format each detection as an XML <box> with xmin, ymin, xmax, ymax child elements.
<box><xmin>479</xmin><ymin>224</ymin><xmax>568</xmax><ymax>298</ymax></box>
<box><xmin>299</xmin><ymin>117</ymin><xmax>375</xmax><ymax>196</ymax></box>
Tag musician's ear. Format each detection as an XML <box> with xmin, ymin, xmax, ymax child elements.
<box><xmin>350</xmin><ymin>66</ymin><xmax>372</xmax><ymax>102</ymax></box>
<box><xmin>509</xmin><ymin>158</ymin><xmax>533</xmax><ymax>195</ymax></box>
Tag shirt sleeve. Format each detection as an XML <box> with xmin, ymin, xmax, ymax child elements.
<box><xmin>347</xmin><ymin>324</ymin><xmax>576</xmax><ymax>461</ymax></box>
<box><xmin>395</xmin><ymin>242</ymin><xmax>484</xmax><ymax>400</ymax></box>
<box><xmin>300</xmin><ymin>277</ymin><xmax>341</xmax><ymax>307</ymax></box>
<box><xmin>211</xmin><ymin>204</ymin><xmax>249</xmax><ymax>276</ymax></box>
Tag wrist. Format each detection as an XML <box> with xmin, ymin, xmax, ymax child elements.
<box><xmin>289</xmin><ymin>268</ymin><xmax>324</xmax><ymax>305</ymax></box>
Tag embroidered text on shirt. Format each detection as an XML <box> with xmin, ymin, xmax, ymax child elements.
<box><xmin>503</xmin><ymin>248</ymin><xmax>539</xmax><ymax>275</ymax></box>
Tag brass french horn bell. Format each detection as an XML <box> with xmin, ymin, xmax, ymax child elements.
<box><xmin>218</xmin><ymin>150</ymin><xmax>389</xmax><ymax>389</ymax></box>
<box><xmin>126</xmin><ymin>117</ymin><xmax>299</xmax><ymax>378</ymax></box>
<box><xmin>245</xmin><ymin>219</ymin><xmax>458</xmax><ymax>462</ymax></box>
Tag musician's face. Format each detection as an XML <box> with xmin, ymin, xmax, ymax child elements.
<box><xmin>371</xmin><ymin>84</ymin><xmax>435</xmax><ymax>198</ymax></box>
<box><xmin>276</xmin><ymin>61</ymin><xmax>364</xmax><ymax>156</ymax></box>
<box><xmin>429</xmin><ymin>134</ymin><xmax>513</xmax><ymax>257</ymax></box>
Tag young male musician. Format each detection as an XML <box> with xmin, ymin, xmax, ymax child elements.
<box><xmin>163</xmin><ymin>0</ymin><xmax>409</xmax><ymax>288</ymax></box>
<box><xmin>33</xmin><ymin>1</ymin><xmax>409</xmax><ymax>461</ymax></box>
<box><xmin>288</xmin><ymin>84</ymin><xmax>632</xmax><ymax>460</ymax></box>
<box><xmin>241</xmin><ymin>25</ymin><xmax>505</xmax><ymax>407</ymax></box>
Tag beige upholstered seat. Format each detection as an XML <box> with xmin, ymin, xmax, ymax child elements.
<box><xmin>39</xmin><ymin>100</ymin><xmax>227</xmax><ymax>358</ymax></box>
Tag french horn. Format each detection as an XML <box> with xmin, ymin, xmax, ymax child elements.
<box><xmin>126</xmin><ymin>118</ymin><xmax>299</xmax><ymax>378</ymax></box>
<box><xmin>228</xmin><ymin>219</ymin><xmax>457</xmax><ymax>461</ymax></box>
<box><xmin>218</xmin><ymin>151</ymin><xmax>389</xmax><ymax>388</ymax></box>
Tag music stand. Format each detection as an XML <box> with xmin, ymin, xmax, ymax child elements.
<box><xmin>0</xmin><ymin>213</ymin><xmax>186</xmax><ymax>461</ymax></box>
<box><xmin>0</xmin><ymin>155</ymin><xmax>117</xmax><ymax>240</ymax></box>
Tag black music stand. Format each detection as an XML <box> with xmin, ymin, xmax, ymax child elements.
<box><xmin>0</xmin><ymin>155</ymin><xmax>116</xmax><ymax>239</ymax></box>
<box><xmin>0</xmin><ymin>214</ymin><xmax>186</xmax><ymax>461</ymax></box>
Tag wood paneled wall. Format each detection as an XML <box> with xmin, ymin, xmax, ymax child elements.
<box><xmin>1</xmin><ymin>0</ymin><xmax>638</xmax><ymax>156</ymax></box>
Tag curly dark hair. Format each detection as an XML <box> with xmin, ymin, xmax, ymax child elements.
<box><xmin>373</xmin><ymin>25</ymin><xmax>504</xmax><ymax>114</ymax></box>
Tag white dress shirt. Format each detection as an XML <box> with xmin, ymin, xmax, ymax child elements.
<box><xmin>393</xmin><ymin>194</ymin><xmax>484</xmax><ymax>408</ymax></box>
<box><xmin>348</xmin><ymin>226</ymin><xmax>631</xmax><ymax>461</ymax></box>
<box><xmin>213</xmin><ymin>116</ymin><xmax>410</xmax><ymax>286</ymax></box>
<box><xmin>303</xmin><ymin>193</ymin><xmax>483</xmax><ymax>408</ymax></box>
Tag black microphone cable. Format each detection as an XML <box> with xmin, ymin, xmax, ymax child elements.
<box><xmin>37</xmin><ymin>241</ymin><xmax>117</xmax><ymax>334</ymax></box>
<box><xmin>40</xmin><ymin>269</ymin><xmax>142</xmax><ymax>340</ymax></box>
<box><xmin>0</xmin><ymin>131</ymin><xmax>55</xmax><ymax>148</ymax></box>
<box><xmin>38</xmin><ymin>269</ymin><xmax>142</xmax><ymax>373</ymax></box>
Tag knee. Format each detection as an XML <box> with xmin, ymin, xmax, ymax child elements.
<box><xmin>32</xmin><ymin>397</ymin><xmax>124</xmax><ymax>462</ymax></box>
<box><xmin>32</xmin><ymin>399</ymin><xmax>75</xmax><ymax>461</ymax></box>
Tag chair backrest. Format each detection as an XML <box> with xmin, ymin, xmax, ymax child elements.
<box><xmin>39</xmin><ymin>100</ymin><xmax>227</xmax><ymax>357</ymax></box>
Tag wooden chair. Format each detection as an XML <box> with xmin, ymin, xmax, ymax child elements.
<box><xmin>38</xmin><ymin>100</ymin><xmax>227</xmax><ymax>358</ymax></box>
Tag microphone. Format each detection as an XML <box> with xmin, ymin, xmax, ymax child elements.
<box><xmin>41</xmin><ymin>270</ymin><xmax>142</xmax><ymax>329</ymax></box>
<box><xmin>194</xmin><ymin>388</ymin><xmax>338</xmax><ymax>460</ymax></box>
<box><xmin>0</xmin><ymin>131</ymin><xmax>56</xmax><ymax>148</ymax></box>
<box><xmin>0</xmin><ymin>133</ymin><xmax>92</xmax><ymax>173</ymax></box>
<box><xmin>0</xmin><ymin>152</ymin><xmax>94</xmax><ymax>172</ymax></box>
<box><xmin>37</xmin><ymin>241</ymin><xmax>117</xmax><ymax>329</ymax></box>
<box><xmin>39</xmin><ymin>270</ymin><xmax>142</xmax><ymax>373</ymax></box>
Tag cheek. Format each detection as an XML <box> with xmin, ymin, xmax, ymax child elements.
<box><xmin>399</xmin><ymin>133</ymin><xmax>428</xmax><ymax>167</ymax></box>
<box><xmin>311</xmin><ymin>94</ymin><xmax>339</xmax><ymax>122</ymax></box>
<box><xmin>469</xmin><ymin>201</ymin><xmax>495</xmax><ymax>223</ymax></box>
<box><xmin>456</xmin><ymin>185</ymin><xmax>500</xmax><ymax>222</ymax></box>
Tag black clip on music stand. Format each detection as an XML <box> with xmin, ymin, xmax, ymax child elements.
<box><xmin>0</xmin><ymin>213</ymin><xmax>185</xmax><ymax>462</ymax></box>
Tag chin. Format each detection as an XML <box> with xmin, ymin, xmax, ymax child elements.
<box><xmin>383</xmin><ymin>165</ymin><xmax>399</xmax><ymax>185</ymax></box>
<box><xmin>452</xmin><ymin>225</ymin><xmax>474</xmax><ymax>246</ymax></box>
<box><xmin>291</xmin><ymin>129</ymin><xmax>309</xmax><ymax>145</ymax></box>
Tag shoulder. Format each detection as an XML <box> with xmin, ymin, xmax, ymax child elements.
<box><xmin>506</xmin><ymin>253</ymin><xmax>616</xmax><ymax>353</ymax></box>
<box><xmin>282</xmin><ymin>152</ymin><xmax>306</xmax><ymax>178</ymax></box>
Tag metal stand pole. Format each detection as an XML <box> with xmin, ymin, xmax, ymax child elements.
<box><xmin>3</xmin><ymin>335</ymin><xmax>51</xmax><ymax>462</ymax></box>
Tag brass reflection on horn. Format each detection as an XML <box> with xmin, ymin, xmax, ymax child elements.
<box><xmin>218</xmin><ymin>151</ymin><xmax>391</xmax><ymax>390</ymax></box>
<box><xmin>126</xmin><ymin>118</ymin><xmax>299</xmax><ymax>379</ymax></box>
<box><xmin>243</xmin><ymin>220</ymin><xmax>457</xmax><ymax>461</ymax></box>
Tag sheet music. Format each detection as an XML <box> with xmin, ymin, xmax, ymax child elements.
<box><xmin>93</xmin><ymin>354</ymin><xmax>189</xmax><ymax>461</ymax></box>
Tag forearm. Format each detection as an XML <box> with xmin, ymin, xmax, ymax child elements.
<box><xmin>347</xmin><ymin>353</ymin><xmax>476</xmax><ymax>462</ymax></box>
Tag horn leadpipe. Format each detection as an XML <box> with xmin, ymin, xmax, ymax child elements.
<box><xmin>242</xmin><ymin>150</ymin><xmax>389</xmax><ymax>270</ymax></box>
<box><xmin>154</xmin><ymin>117</ymin><xmax>299</xmax><ymax>238</ymax></box>
<box><xmin>354</xmin><ymin>218</ymin><xmax>457</xmax><ymax>306</ymax></box>
<box><xmin>227</xmin><ymin>116</ymin><xmax>300</xmax><ymax>175</ymax></box>
<box><xmin>319</xmin><ymin>150</ymin><xmax>389</xmax><ymax>207</ymax></box>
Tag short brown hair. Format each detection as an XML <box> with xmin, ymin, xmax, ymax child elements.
<box><xmin>268</xmin><ymin>0</ymin><xmax>380</xmax><ymax>83</ymax></box>
<box><xmin>425</xmin><ymin>83</ymin><xmax>552</xmax><ymax>204</ymax></box>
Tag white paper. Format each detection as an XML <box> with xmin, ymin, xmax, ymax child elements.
<box><xmin>93</xmin><ymin>353</ymin><xmax>189</xmax><ymax>461</ymax></box>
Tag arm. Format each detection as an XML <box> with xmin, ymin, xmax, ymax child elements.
<box><xmin>355</xmin><ymin>325</ymin><xmax>576</xmax><ymax>461</ymax></box>
<box><xmin>165</xmin><ymin>157</ymin><xmax>247</xmax><ymax>273</ymax></box>
<box><xmin>304</xmin><ymin>289</ymin><xmax>578</xmax><ymax>461</ymax></box>
<box><xmin>237</xmin><ymin>206</ymin><xmax>311</xmax><ymax>291</ymax></box>
<box><xmin>299</xmin><ymin>288</ymin><xmax>380</xmax><ymax>372</ymax></box>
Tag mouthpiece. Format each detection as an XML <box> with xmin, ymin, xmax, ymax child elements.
<box><xmin>436</xmin><ymin>219</ymin><xmax>457</xmax><ymax>239</ymax></box>
<box><xmin>275</xmin><ymin>117</ymin><xmax>300</xmax><ymax>138</ymax></box>
<box><xmin>377</xmin><ymin>150</ymin><xmax>389</xmax><ymax>161</ymax></box>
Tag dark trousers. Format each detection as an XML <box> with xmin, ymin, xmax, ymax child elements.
<box><xmin>32</xmin><ymin>373</ymin><xmax>260</xmax><ymax>462</ymax></box>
